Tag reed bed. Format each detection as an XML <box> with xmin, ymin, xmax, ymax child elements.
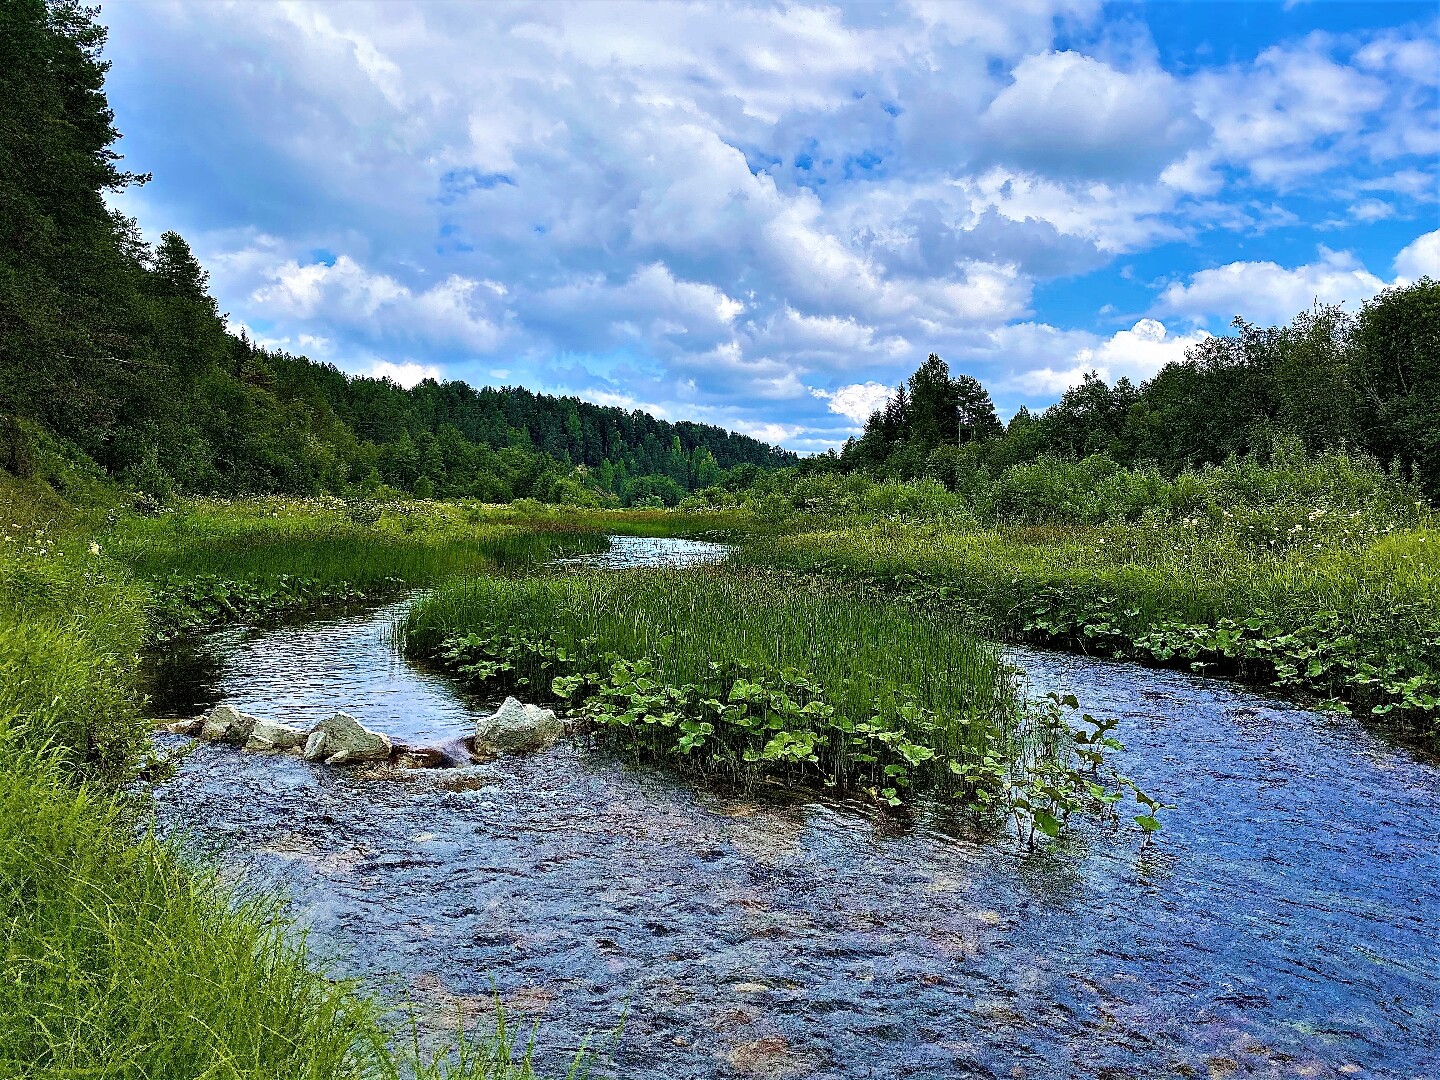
<box><xmin>745</xmin><ymin>518</ymin><xmax>1440</xmax><ymax>729</ymax></box>
<box><xmin>97</xmin><ymin>497</ymin><xmax>609</xmax><ymax>641</ymax></box>
<box><xmin>404</xmin><ymin>565</ymin><xmax>1029</xmax><ymax>802</ymax></box>
<box><xmin>109</xmin><ymin>496</ymin><xmax>609</xmax><ymax>585</ymax></box>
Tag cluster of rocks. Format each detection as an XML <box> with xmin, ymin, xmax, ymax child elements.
<box><xmin>167</xmin><ymin>695</ymin><xmax>562</xmax><ymax>768</ymax></box>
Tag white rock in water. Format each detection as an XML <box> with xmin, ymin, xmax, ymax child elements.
<box><xmin>247</xmin><ymin>717</ymin><xmax>307</xmax><ymax>751</ymax></box>
<box><xmin>474</xmin><ymin>696</ymin><xmax>562</xmax><ymax>754</ymax></box>
<box><xmin>307</xmin><ymin>712</ymin><xmax>391</xmax><ymax>762</ymax></box>
<box><xmin>199</xmin><ymin>704</ymin><xmax>258</xmax><ymax>744</ymax></box>
<box><xmin>303</xmin><ymin>730</ymin><xmax>329</xmax><ymax>762</ymax></box>
<box><xmin>167</xmin><ymin>716</ymin><xmax>204</xmax><ymax>736</ymax></box>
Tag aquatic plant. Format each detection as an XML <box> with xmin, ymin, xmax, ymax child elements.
<box><xmin>101</xmin><ymin>497</ymin><xmax>611</xmax><ymax>640</ymax></box>
<box><xmin>744</xmin><ymin>515</ymin><xmax>1440</xmax><ymax>734</ymax></box>
<box><xmin>405</xmin><ymin>566</ymin><xmax>1159</xmax><ymax>844</ymax></box>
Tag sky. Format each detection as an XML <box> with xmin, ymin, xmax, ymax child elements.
<box><xmin>100</xmin><ymin>0</ymin><xmax>1439</xmax><ymax>453</ymax></box>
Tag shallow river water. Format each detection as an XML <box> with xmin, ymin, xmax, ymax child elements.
<box><xmin>149</xmin><ymin>538</ymin><xmax>1439</xmax><ymax>1080</ymax></box>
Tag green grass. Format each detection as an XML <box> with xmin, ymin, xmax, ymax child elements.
<box><xmin>1</xmin><ymin>750</ymin><xmax>585</xmax><ymax>1078</ymax></box>
<box><xmin>403</xmin><ymin>564</ymin><xmax>1161</xmax><ymax>839</ymax></box>
<box><xmin>101</xmin><ymin>497</ymin><xmax>610</xmax><ymax>641</ymax></box>
<box><xmin>744</xmin><ymin>516</ymin><xmax>1440</xmax><ymax>730</ymax></box>
<box><xmin>0</xmin><ymin>478</ymin><xmax>601</xmax><ymax>1078</ymax></box>
<box><xmin>404</xmin><ymin>565</ymin><xmax>1031</xmax><ymax>803</ymax></box>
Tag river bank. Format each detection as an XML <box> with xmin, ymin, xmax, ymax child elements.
<box><xmin>6</xmin><ymin>485</ymin><xmax>1439</xmax><ymax>1078</ymax></box>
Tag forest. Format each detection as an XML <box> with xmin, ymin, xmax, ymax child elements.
<box><xmin>801</xmin><ymin>286</ymin><xmax>1438</xmax><ymax>499</ymax></box>
<box><xmin>4</xmin><ymin>0</ymin><xmax>1436</xmax><ymax>511</ymax></box>
<box><xmin>0</xmin><ymin>0</ymin><xmax>790</xmax><ymax>507</ymax></box>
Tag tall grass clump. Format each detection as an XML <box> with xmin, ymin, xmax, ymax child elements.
<box><xmin>0</xmin><ymin>753</ymin><xmax>380</xmax><ymax>1078</ymax></box>
<box><xmin>408</xmin><ymin>566</ymin><xmax>1027</xmax><ymax>804</ymax></box>
<box><xmin>744</xmin><ymin>504</ymin><xmax>1440</xmax><ymax>731</ymax></box>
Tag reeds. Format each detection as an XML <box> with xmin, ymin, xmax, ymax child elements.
<box><xmin>404</xmin><ymin>565</ymin><xmax>1027</xmax><ymax>800</ymax></box>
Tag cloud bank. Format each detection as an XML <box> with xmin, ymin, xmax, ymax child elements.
<box><xmin>101</xmin><ymin>1</ymin><xmax>1439</xmax><ymax>450</ymax></box>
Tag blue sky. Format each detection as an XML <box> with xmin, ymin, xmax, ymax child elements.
<box><xmin>100</xmin><ymin>0</ymin><xmax>1438</xmax><ymax>452</ymax></box>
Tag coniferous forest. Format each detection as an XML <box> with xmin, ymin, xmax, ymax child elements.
<box><xmin>1</xmin><ymin>1</ymin><xmax>791</xmax><ymax>506</ymax></box>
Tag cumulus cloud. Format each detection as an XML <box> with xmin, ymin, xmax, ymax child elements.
<box><xmin>1157</xmin><ymin>248</ymin><xmax>1388</xmax><ymax>325</ymax></box>
<box><xmin>811</xmin><ymin>382</ymin><xmax>893</xmax><ymax>424</ymax></box>
<box><xmin>982</xmin><ymin>52</ymin><xmax>1205</xmax><ymax>179</ymax></box>
<box><xmin>1394</xmin><ymin>230</ymin><xmax>1440</xmax><ymax>282</ymax></box>
<box><xmin>99</xmin><ymin>2</ymin><xmax>1437</xmax><ymax>450</ymax></box>
<box><xmin>251</xmin><ymin>254</ymin><xmax>505</xmax><ymax>352</ymax></box>
<box><xmin>1191</xmin><ymin>31</ymin><xmax>1437</xmax><ymax>186</ymax></box>
<box><xmin>1008</xmin><ymin>319</ymin><xmax>1210</xmax><ymax>395</ymax></box>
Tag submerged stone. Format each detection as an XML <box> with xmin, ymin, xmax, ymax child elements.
<box><xmin>394</xmin><ymin>745</ymin><xmax>451</xmax><ymax>769</ymax></box>
<box><xmin>473</xmin><ymin>696</ymin><xmax>562</xmax><ymax>754</ymax></box>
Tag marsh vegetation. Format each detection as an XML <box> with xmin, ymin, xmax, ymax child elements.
<box><xmin>404</xmin><ymin>565</ymin><xmax>1161</xmax><ymax>841</ymax></box>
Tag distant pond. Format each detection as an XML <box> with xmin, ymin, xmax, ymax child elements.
<box><xmin>149</xmin><ymin>537</ymin><xmax>1440</xmax><ymax>1080</ymax></box>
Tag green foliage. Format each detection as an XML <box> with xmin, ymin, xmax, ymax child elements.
<box><xmin>0</xmin><ymin>3</ymin><xmax>792</xmax><ymax>511</ymax></box>
<box><xmin>1354</xmin><ymin>278</ymin><xmax>1440</xmax><ymax>493</ymax></box>
<box><xmin>814</xmin><ymin>283</ymin><xmax>1440</xmax><ymax>497</ymax></box>
<box><xmin>404</xmin><ymin>566</ymin><xmax>1156</xmax><ymax>842</ymax></box>
<box><xmin>101</xmin><ymin>496</ymin><xmax>610</xmax><ymax>641</ymax></box>
<box><xmin>742</xmin><ymin>465</ymin><xmax>1440</xmax><ymax>732</ymax></box>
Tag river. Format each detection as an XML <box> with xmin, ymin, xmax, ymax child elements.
<box><xmin>148</xmin><ymin>537</ymin><xmax>1439</xmax><ymax>1080</ymax></box>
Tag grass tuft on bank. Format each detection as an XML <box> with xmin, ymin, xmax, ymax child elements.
<box><xmin>402</xmin><ymin>565</ymin><xmax>1159</xmax><ymax>836</ymax></box>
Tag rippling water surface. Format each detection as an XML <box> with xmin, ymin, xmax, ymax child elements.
<box><xmin>150</xmin><ymin>538</ymin><xmax>1440</xmax><ymax>1080</ymax></box>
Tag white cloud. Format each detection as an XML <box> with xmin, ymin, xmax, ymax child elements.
<box><xmin>98</xmin><ymin>3</ymin><xmax>1439</xmax><ymax>451</ymax></box>
<box><xmin>1191</xmin><ymin>32</ymin><xmax>1435</xmax><ymax>185</ymax></box>
<box><xmin>1157</xmin><ymin>248</ymin><xmax>1387</xmax><ymax>325</ymax></box>
<box><xmin>1009</xmin><ymin>319</ymin><xmax>1209</xmax><ymax>395</ymax></box>
<box><xmin>368</xmin><ymin>360</ymin><xmax>443</xmax><ymax>387</ymax></box>
<box><xmin>983</xmin><ymin>51</ymin><xmax>1203</xmax><ymax>178</ymax></box>
<box><xmin>250</xmin><ymin>254</ymin><xmax>504</xmax><ymax>352</ymax></box>
<box><xmin>811</xmin><ymin>381</ymin><xmax>893</xmax><ymax>424</ymax></box>
<box><xmin>729</xmin><ymin>420</ymin><xmax>809</xmax><ymax>444</ymax></box>
<box><xmin>1394</xmin><ymin>230</ymin><xmax>1440</xmax><ymax>282</ymax></box>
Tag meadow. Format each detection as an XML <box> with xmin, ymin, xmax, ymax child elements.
<box><xmin>725</xmin><ymin>451</ymin><xmax>1440</xmax><ymax>733</ymax></box>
